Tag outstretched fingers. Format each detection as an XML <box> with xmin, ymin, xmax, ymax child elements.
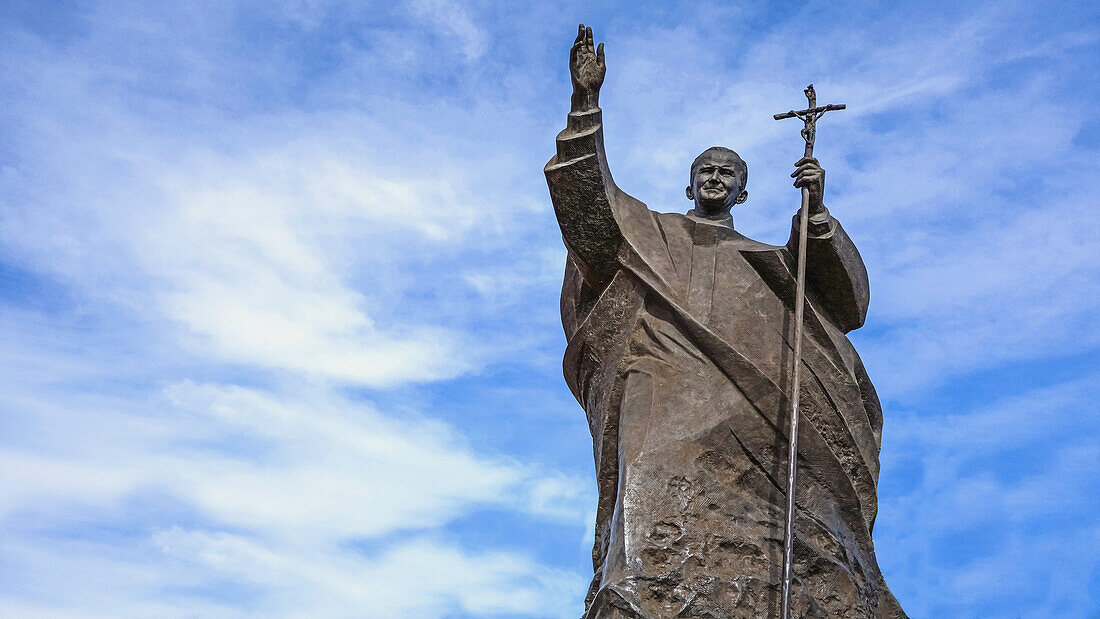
<box><xmin>596</xmin><ymin>42</ymin><xmax>604</xmax><ymax>66</ymax></box>
<box><xmin>572</xmin><ymin>24</ymin><xmax>585</xmax><ymax>59</ymax></box>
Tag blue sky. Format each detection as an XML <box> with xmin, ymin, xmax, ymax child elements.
<box><xmin>0</xmin><ymin>0</ymin><xmax>1098</xmax><ymax>617</ymax></box>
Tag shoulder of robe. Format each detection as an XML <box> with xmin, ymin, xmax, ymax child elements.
<box><xmin>654</xmin><ymin>210</ymin><xmax>687</xmax><ymax>223</ymax></box>
<box><xmin>725</xmin><ymin>234</ymin><xmax>782</xmax><ymax>252</ymax></box>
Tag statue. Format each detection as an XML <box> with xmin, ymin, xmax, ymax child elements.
<box><xmin>545</xmin><ymin>25</ymin><xmax>908</xmax><ymax>618</ymax></box>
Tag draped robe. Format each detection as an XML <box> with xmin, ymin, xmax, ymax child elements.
<box><xmin>545</xmin><ymin>108</ymin><xmax>907</xmax><ymax>618</ymax></box>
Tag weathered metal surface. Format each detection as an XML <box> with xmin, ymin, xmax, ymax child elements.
<box><xmin>545</xmin><ymin>25</ymin><xmax>907</xmax><ymax>618</ymax></box>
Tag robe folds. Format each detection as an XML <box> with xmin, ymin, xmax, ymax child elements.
<box><xmin>545</xmin><ymin>108</ymin><xmax>907</xmax><ymax>619</ymax></box>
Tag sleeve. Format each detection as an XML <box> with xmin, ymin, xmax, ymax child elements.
<box><xmin>544</xmin><ymin>108</ymin><xmax>625</xmax><ymax>289</ymax></box>
<box><xmin>786</xmin><ymin>207</ymin><xmax>870</xmax><ymax>332</ymax></box>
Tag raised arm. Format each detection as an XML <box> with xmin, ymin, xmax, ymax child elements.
<box><xmin>786</xmin><ymin>157</ymin><xmax>870</xmax><ymax>332</ymax></box>
<box><xmin>545</xmin><ymin>25</ymin><xmax>624</xmax><ymax>289</ymax></box>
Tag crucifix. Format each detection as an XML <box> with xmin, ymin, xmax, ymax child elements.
<box><xmin>773</xmin><ymin>84</ymin><xmax>846</xmax><ymax>619</ymax></box>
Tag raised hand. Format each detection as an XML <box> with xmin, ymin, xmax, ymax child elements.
<box><xmin>570</xmin><ymin>24</ymin><xmax>605</xmax><ymax>113</ymax></box>
<box><xmin>792</xmin><ymin>156</ymin><xmax>826</xmax><ymax>214</ymax></box>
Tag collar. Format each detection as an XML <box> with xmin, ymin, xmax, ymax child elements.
<box><xmin>686</xmin><ymin>208</ymin><xmax>734</xmax><ymax>229</ymax></box>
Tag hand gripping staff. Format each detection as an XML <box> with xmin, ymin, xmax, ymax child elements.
<box><xmin>772</xmin><ymin>84</ymin><xmax>845</xmax><ymax>619</ymax></box>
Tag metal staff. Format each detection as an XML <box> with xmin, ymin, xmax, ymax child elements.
<box><xmin>772</xmin><ymin>84</ymin><xmax>845</xmax><ymax>619</ymax></box>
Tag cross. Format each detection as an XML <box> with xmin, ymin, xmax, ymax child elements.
<box><xmin>772</xmin><ymin>84</ymin><xmax>845</xmax><ymax>619</ymax></box>
<box><xmin>773</xmin><ymin>83</ymin><xmax>846</xmax><ymax>158</ymax></box>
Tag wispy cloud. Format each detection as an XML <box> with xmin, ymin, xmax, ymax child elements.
<box><xmin>147</xmin><ymin>149</ymin><xmax>485</xmax><ymax>386</ymax></box>
<box><xmin>0</xmin><ymin>2</ymin><xmax>589</xmax><ymax>615</ymax></box>
<box><xmin>156</xmin><ymin>531</ymin><xmax>585</xmax><ymax>617</ymax></box>
<box><xmin>0</xmin><ymin>376</ymin><xmax>588</xmax><ymax>616</ymax></box>
<box><xmin>408</xmin><ymin>0</ymin><xmax>489</xmax><ymax>62</ymax></box>
<box><xmin>875</xmin><ymin>376</ymin><xmax>1100</xmax><ymax>616</ymax></box>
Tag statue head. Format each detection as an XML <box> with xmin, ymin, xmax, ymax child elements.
<box><xmin>686</xmin><ymin>147</ymin><xmax>748</xmax><ymax>217</ymax></box>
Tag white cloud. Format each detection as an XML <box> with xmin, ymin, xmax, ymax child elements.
<box><xmin>873</xmin><ymin>376</ymin><xmax>1100</xmax><ymax>615</ymax></box>
<box><xmin>163</xmin><ymin>381</ymin><xmax>516</xmax><ymax>537</ymax></box>
<box><xmin>145</xmin><ymin>149</ymin><xmax>487</xmax><ymax>386</ymax></box>
<box><xmin>0</xmin><ymin>375</ymin><xmax>590</xmax><ymax>616</ymax></box>
<box><xmin>0</xmin><ymin>378</ymin><xmax>587</xmax><ymax>536</ymax></box>
<box><xmin>0</xmin><ymin>8</ymin><xmax>593</xmax><ymax>614</ymax></box>
<box><xmin>408</xmin><ymin>0</ymin><xmax>489</xmax><ymax>62</ymax></box>
<box><xmin>154</xmin><ymin>530</ymin><xmax>585</xmax><ymax>617</ymax></box>
<box><xmin>0</xmin><ymin>3</ymin><xmax>519</xmax><ymax>388</ymax></box>
<box><xmin>1</xmin><ymin>113</ymin><xmax>495</xmax><ymax>387</ymax></box>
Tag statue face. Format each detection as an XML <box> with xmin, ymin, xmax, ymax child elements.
<box><xmin>688</xmin><ymin>151</ymin><xmax>747</xmax><ymax>215</ymax></box>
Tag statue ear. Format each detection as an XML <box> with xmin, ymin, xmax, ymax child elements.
<box><xmin>735</xmin><ymin>189</ymin><xmax>748</xmax><ymax>205</ymax></box>
<box><xmin>685</xmin><ymin>185</ymin><xmax>694</xmax><ymax>200</ymax></box>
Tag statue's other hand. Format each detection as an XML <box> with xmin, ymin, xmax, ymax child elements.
<box><xmin>569</xmin><ymin>24</ymin><xmax>605</xmax><ymax>112</ymax></box>
<box><xmin>792</xmin><ymin>156</ymin><xmax>826</xmax><ymax>213</ymax></box>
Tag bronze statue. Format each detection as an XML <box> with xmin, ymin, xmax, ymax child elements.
<box><xmin>545</xmin><ymin>25</ymin><xmax>907</xmax><ymax>618</ymax></box>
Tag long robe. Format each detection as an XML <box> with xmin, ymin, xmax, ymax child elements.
<box><xmin>545</xmin><ymin>108</ymin><xmax>907</xmax><ymax>618</ymax></box>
